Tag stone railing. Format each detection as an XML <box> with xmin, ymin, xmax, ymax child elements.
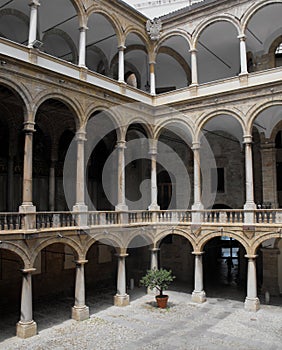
<box><xmin>0</xmin><ymin>209</ymin><xmax>281</xmax><ymax>232</ymax></box>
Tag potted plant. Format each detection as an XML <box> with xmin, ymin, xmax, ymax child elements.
<box><xmin>140</xmin><ymin>268</ymin><xmax>175</xmax><ymax>308</ymax></box>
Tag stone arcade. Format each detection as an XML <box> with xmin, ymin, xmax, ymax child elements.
<box><xmin>0</xmin><ymin>0</ymin><xmax>282</xmax><ymax>339</ymax></box>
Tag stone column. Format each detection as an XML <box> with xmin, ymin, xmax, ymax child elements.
<box><xmin>115</xmin><ymin>140</ymin><xmax>128</xmax><ymax>211</ymax></box>
<box><xmin>49</xmin><ymin>159</ymin><xmax>56</xmax><ymax>211</ymax></box>
<box><xmin>114</xmin><ymin>253</ymin><xmax>129</xmax><ymax>306</ymax></box>
<box><xmin>7</xmin><ymin>155</ymin><xmax>14</xmax><ymax>211</ymax></box>
<box><xmin>16</xmin><ymin>268</ymin><xmax>37</xmax><ymax>338</ymax></box>
<box><xmin>189</xmin><ymin>48</ymin><xmax>198</xmax><ymax>86</ymax></box>
<box><xmin>78</xmin><ymin>25</ymin><xmax>88</xmax><ymax>67</ymax></box>
<box><xmin>238</xmin><ymin>34</ymin><xmax>248</xmax><ymax>75</ymax></box>
<box><xmin>118</xmin><ymin>45</ymin><xmax>126</xmax><ymax>83</ymax></box>
<box><xmin>28</xmin><ymin>0</ymin><xmax>40</xmax><ymax>48</ymax></box>
<box><xmin>243</xmin><ymin>136</ymin><xmax>256</xmax><ymax>223</ymax></box>
<box><xmin>260</xmin><ymin>142</ymin><xmax>278</xmax><ymax>208</ymax></box>
<box><xmin>191</xmin><ymin>142</ymin><xmax>204</xmax><ymax>223</ymax></box>
<box><xmin>244</xmin><ymin>255</ymin><xmax>260</xmax><ymax>311</ymax></box>
<box><xmin>148</xmin><ymin>139</ymin><xmax>159</xmax><ymax>210</ymax></box>
<box><xmin>147</xmin><ymin>248</ymin><xmax>160</xmax><ymax>294</ymax></box>
<box><xmin>261</xmin><ymin>248</ymin><xmax>280</xmax><ymax>296</ymax></box>
<box><xmin>191</xmin><ymin>252</ymin><xmax>206</xmax><ymax>303</ymax></box>
<box><xmin>72</xmin><ymin>260</ymin><xmax>89</xmax><ymax>321</ymax></box>
<box><xmin>149</xmin><ymin>61</ymin><xmax>156</xmax><ymax>95</ymax></box>
<box><xmin>19</xmin><ymin>122</ymin><xmax>36</xmax><ymax>230</ymax></box>
<box><xmin>73</xmin><ymin>130</ymin><xmax>88</xmax><ymax>226</ymax></box>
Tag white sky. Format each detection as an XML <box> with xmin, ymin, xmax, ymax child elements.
<box><xmin>122</xmin><ymin>0</ymin><xmax>198</xmax><ymax>18</ymax></box>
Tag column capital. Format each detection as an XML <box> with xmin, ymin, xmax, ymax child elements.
<box><xmin>74</xmin><ymin>259</ymin><xmax>88</xmax><ymax>265</ymax></box>
<box><xmin>149</xmin><ymin>247</ymin><xmax>160</xmax><ymax>252</ymax></box>
<box><xmin>79</xmin><ymin>25</ymin><xmax>88</xmax><ymax>31</ymax></box>
<box><xmin>75</xmin><ymin>130</ymin><xmax>87</xmax><ymax>142</ymax></box>
<box><xmin>23</xmin><ymin>121</ymin><xmax>35</xmax><ymax>133</ymax></box>
<box><xmin>237</xmin><ymin>34</ymin><xmax>246</xmax><ymax>41</ymax></box>
<box><xmin>192</xmin><ymin>141</ymin><xmax>201</xmax><ymax>150</ymax></box>
<box><xmin>149</xmin><ymin>60</ymin><xmax>156</xmax><ymax>65</ymax></box>
<box><xmin>115</xmin><ymin>253</ymin><xmax>128</xmax><ymax>258</ymax></box>
<box><xmin>118</xmin><ymin>45</ymin><xmax>126</xmax><ymax>51</ymax></box>
<box><xmin>149</xmin><ymin>139</ymin><xmax>158</xmax><ymax>154</ymax></box>
<box><xmin>260</xmin><ymin>141</ymin><xmax>276</xmax><ymax>150</ymax></box>
<box><xmin>29</xmin><ymin>0</ymin><xmax>40</xmax><ymax>7</ymax></box>
<box><xmin>244</xmin><ymin>254</ymin><xmax>258</xmax><ymax>259</ymax></box>
<box><xmin>116</xmin><ymin>140</ymin><xmax>126</xmax><ymax>149</ymax></box>
<box><xmin>243</xmin><ymin>135</ymin><xmax>252</xmax><ymax>144</ymax></box>
<box><xmin>21</xmin><ymin>268</ymin><xmax>36</xmax><ymax>274</ymax></box>
<box><xmin>189</xmin><ymin>48</ymin><xmax>198</xmax><ymax>53</ymax></box>
<box><xmin>192</xmin><ymin>251</ymin><xmax>205</xmax><ymax>256</ymax></box>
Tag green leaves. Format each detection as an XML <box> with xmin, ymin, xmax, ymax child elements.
<box><xmin>140</xmin><ymin>268</ymin><xmax>175</xmax><ymax>295</ymax></box>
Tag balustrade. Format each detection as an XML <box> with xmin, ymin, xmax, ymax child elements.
<box><xmin>0</xmin><ymin>209</ymin><xmax>281</xmax><ymax>232</ymax></box>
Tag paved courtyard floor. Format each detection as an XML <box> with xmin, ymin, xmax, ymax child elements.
<box><xmin>1</xmin><ymin>289</ymin><xmax>282</xmax><ymax>350</ymax></box>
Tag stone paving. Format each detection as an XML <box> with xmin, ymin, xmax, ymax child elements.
<box><xmin>1</xmin><ymin>289</ymin><xmax>282</xmax><ymax>350</ymax></box>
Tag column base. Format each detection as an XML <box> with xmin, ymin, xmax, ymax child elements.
<box><xmin>191</xmin><ymin>290</ymin><xmax>206</xmax><ymax>303</ymax></box>
<box><xmin>148</xmin><ymin>203</ymin><xmax>160</xmax><ymax>211</ymax></box>
<box><xmin>244</xmin><ymin>297</ymin><xmax>260</xmax><ymax>312</ymax></box>
<box><xmin>16</xmin><ymin>321</ymin><xmax>37</xmax><ymax>339</ymax></box>
<box><xmin>114</xmin><ymin>294</ymin><xmax>130</xmax><ymax>306</ymax></box>
<box><xmin>72</xmin><ymin>305</ymin><xmax>89</xmax><ymax>321</ymax></box>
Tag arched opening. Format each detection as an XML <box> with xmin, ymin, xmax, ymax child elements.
<box><xmin>86</xmin><ymin>110</ymin><xmax>117</xmax><ymax>210</ymax></box>
<box><xmin>85</xmin><ymin>241</ymin><xmax>117</xmax><ymax>309</ymax></box>
<box><xmin>196</xmin><ymin>21</ymin><xmax>239</xmax><ymax>84</ymax></box>
<box><xmin>86</xmin><ymin>13</ymin><xmax>118</xmax><ymax>79</ymax></box>
<box><xmin>125</xmin><ymin>124</ymin><xmax>150</xmax><ymax>210</ymax></box>
<box><xmin>32</xmin><ymin>242</ymin><xmax>78</xmax><ymax>330</ymax></box>
<box><xmin>156</xmin><ymin>36</ymin><xmax>191</xmax><ymax>93</ymax></box>
<box><xmin>200</xmin><ymin>114</ymin><xmax>244</xmax><ymax>209</ymax></box>
<box><xmin>35</xmin><ymin>98</ymin><xmax>77</xmax><ymax>211</ymax></box>
<box><xmin>127</xmin><ymin>235</ymin><xmax>151</xmax><ymax>292</ymax></box>
<box><xmin>0</xmin><ymin>248</ymin><xmax>23</xmax><ymax>340</ymax></box>
<box><xmin>159</xmin><ymin>234</ymin><xmax>194</xmax><ymax>293</ymax></box>
<box><xmin>203</xmin><ymin>236</ymin><xmax>247</xmax><ymax>301</ymax></box>
<box><xmin>39</xmin><ymin>0</ymin><xmax>79</xmax><ymax>63</ymax></box>
<box><xmin>246</xmin><ymin>3</ymin><xmax>282</xmax><ymax>72</ymax></box>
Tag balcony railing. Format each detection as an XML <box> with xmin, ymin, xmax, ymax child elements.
<box><xmin>0</xmin><ymin>209</ymin><xmax>281</xmax><ymax>232</ymax></box>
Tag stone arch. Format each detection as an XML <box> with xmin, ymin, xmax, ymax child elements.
<box><xmin>192</xmin><ymin>14</ymin><xmax>241</xmax><ymax>48</ymax></box>
<box><xmin>195</xmin><ymin>109</ymin><xmax>245</xmax><ymax>143</ymax></box>
<box><xmin>252</xmin><ymin>232</ymin><xmax>282</xmax><ymax>255</ymax></box>
<box><xmin>246</xmin><ymin>100</ymin><xmax>282</xmax><ymax>136</ymax></box>
<box><xmin>32</xmin><ymin>92</ymin><xmax>83</xmax><ymax>128</ymax></box>
<box><xmin>125</xmin><ymin>231</ymin><xmax>154</xmax><ymax>251</ymax></box>
<box><xmin>268</xmin><ymin>35</ymin><xmax>282</xmax><ymax>68</ymax></box>
<box><xmin>155</xmin><ymin>228</ymin><xmax>196</xmax><ymax>251</ymax></box>
<box><xmin>42</xmin><ymin>28</ymin><xmax>78</xmax><ymax>64</ymax></box>
<box><xmin>0</xmin><ymin>8</ymin><xmax>29</xmax><ymax>43</ymax></box>
<box><xmin>156</xmin><ymin>30</ymin><xmax>192</xmax><ymax>53</ymax></box>
<box><xmin>0</xmin><ymin>242</ymin><xmax>31</xmax><ymax>268</ymax></box>
<box><xmin>197</xmin><ymin>230</ymin><xmax>249</xmax><ymax>254</ymax></box>
<box><xmin>30</xmin><ymin>236</ymin><xmax>83</xmax><ymax>266</ymax></box>
<box><xmin>124</xmin><ymin>27</ymin><xmax>151</xmax><ymax>51</ymax></box>
<box><xmin>84</xmin><ymin>234</ymin><xmax>123</xmax><ymax>257</ymax></box>
<box><xmin>88</xmin><ymin>46</ymin><xmax>110</xmax><ymax>75</ymax></box>
<box><xmin>241</xmin><ymin>0</ymin><xmax>282</xmax><ymax>34</ymax></box>
<box><xmin>154</xmin><ymin>118</ymin><xmax>194</xmax><ymax>142</ymax></box>
<box><xmin>124</xmin><ymin>120</ymin><xmax>154</xmax><ymax>140</ymax></box>
<box><xmin>86</xmin><ymin>7</ymin><xmax>123</xmax><ymax>46</ymax></box>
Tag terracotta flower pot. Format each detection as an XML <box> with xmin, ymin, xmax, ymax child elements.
<box><xmin>156</xmin><ymin>295</ymin><xmax>169</xmax><ymax>308</ymax></box>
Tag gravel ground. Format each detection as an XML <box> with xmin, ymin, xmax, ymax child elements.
<box><xmin>1</xmin><ymin>290</ymin><xmax>282</xmax><ymax>350</ymax></box>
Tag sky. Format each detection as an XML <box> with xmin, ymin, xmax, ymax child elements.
<box><xmin>122</xmin><ymin>0</ymin><xmax>199</xmax><ymax>18</ymax></box>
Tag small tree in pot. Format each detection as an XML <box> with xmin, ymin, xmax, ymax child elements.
<box><xmin>140</xmin><ymin>268</ymin><xmax>175</xmax><ymax>308</ymax></box>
